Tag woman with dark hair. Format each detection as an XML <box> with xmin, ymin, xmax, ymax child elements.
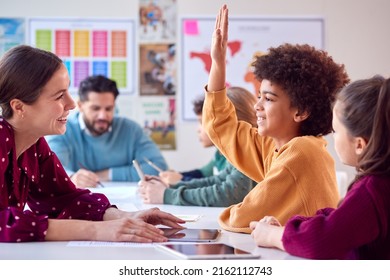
<box><xmin>0</xmin><ymin>45</ymin><xmax>183</xmax><ymax>243</ymax></box>
<box><xmin>251</xmin><ymin>76</ymin><xmax>390</xmax><ymax>259</ymax></box>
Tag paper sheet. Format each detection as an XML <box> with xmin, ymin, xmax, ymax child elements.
<box><xmin>88</xmin><ymin>185</ymin><xmax>138</xmax><ymax>201</ymax></box>
<box><xmin>174</xmin><ymin>214</ymin><xmax>202</xmax><ymax>222</ymax></box>
<box><xmin>67</xmin><ymin>241</ymin><xmax>154</xmax><ymax>247</ymax></box>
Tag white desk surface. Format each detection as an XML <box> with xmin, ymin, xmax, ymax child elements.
<box><xmin>0</xmin><ymin>182</ymin><xmax>302</xmax><ymax>260</ymax></box>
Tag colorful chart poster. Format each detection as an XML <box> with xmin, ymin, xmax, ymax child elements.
<box><xmin>138</xmin><ymin>96</ymin><xmax>176</xmax><ymax>150</ymax></box>
<box><xmin>0</xmin><ymin>18</ymin><xmax>25</xmax><ymax>57</ymax></box>
<box><xmin>139</xmin><ymin>0</ymin><xmax>177</xmax><ymax>42</ymax></box>
<box><xmin>181</xmin><ymin>17</ymin><xmax>324</xmax><ymax>120</ymax></box>
<box><xmin>28</xmin><ymin>18</ymin><xmax>135</xmax><ymax>94</ymax></box>
<box><xmin>139</xmin><ymin>43</ymin><xmax>176</xmax><ymax>96</ymax></box>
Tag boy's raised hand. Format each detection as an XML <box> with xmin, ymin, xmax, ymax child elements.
<box><xmin>208</xmin><ymin>4</ymin><xmax>229</xmax><ymax>92</ymax></box>
<box><xmin>211</xmin><ymin>4</ymin><xmax>228</xmax><ymax>64</ymax></box>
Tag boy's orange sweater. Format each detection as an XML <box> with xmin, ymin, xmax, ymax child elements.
<box><xmin>203</xmin><ymin>88</ymin><xmax>339</xmax><ymax>233</ymax></box>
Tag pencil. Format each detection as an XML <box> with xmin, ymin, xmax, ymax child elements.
<box><xmin>143</xmin><ymin>157</ymin><xmax>164</xmax><ymax>173</ymax></box>
<box><xmin>133</xmin><ymin>159</ymin><xmax>145</xmax><ymax>180</ymax></box>
<box><xmin>78</xmin><ymin>162</ymin><xmax>105</xmax><ymax>188</ymax></box>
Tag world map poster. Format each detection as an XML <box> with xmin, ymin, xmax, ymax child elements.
<box><xmin>181</xmin><ymin>17</ymin><xmax>324</xmax><ymax>121</ymax></box>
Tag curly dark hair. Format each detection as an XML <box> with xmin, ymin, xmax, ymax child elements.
<box><xmin>253</xmin><ymin>43</ymin><xmax>350</xmax><ymax>136</ymax></box>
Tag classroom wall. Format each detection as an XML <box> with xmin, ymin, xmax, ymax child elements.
<box><xmin>2</xmin><ymin>0</ymin><xmax>390</xmax><ymax>184</ymax></box>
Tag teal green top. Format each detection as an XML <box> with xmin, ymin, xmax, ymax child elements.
<box><xmin>163</xmin><ymin>162</ymin><xmax>256</xmax><ymax>207</ymax></box>
<box><xmin>199</xmin><ymin>150</ymin><xmax>228</xmax><ymax>177</ymax></box>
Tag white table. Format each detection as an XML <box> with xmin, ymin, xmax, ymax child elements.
<box><xmin>0</xmin><ymin>182</ymin><xmax>302</xmax><ymax>260</ymax></box>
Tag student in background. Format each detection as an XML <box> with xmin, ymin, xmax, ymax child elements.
<box><xmin>138</xmin><ymin>87</ymin><xmax>257</xmax><ymax>207</ymax></box>
<box><xmin>47</xmin><ymin>75</ymin><xmax>168</xmax><ymax>188</ymax></box>
<box><xmin>158</xmin><ymin>95</ymin><xmax>227</xmax><ymax>186</ymax></box>
<box><xmin>250</xmin><ymin>76</ymin><xmax>390</xmax><ymax>259</ymax></box>
<box><xmin>0</xmin><ymin>45</ymin><xmax>184</xmax><ymax>242</ymax></box>
<box><xmin>203</xmin><ymin>5</ymin><xmax>350</xmax><ymax>233</ymax></box>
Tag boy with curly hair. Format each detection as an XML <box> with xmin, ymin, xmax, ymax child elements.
<box><xmin>203</xmin><ymin>5</ymin><xmax>350</xmax><ymax>233</ymax></box>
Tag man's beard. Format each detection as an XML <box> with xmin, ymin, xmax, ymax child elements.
<box><xmin>85</xmin><ymin>119</ymin><xmax>111</xmax><ymax>136</ymax></box>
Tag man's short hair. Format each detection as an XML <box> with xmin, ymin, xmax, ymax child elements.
<box><xmin>78</xmin><ymin>75</ymin><xmax>120</xmax><ymax>101</ymax></box>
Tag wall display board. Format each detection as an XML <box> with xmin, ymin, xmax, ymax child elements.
<box><xmin>138</xmin><ymin>0</ymin><xmax>178</xmax><ymax>150</ymax></box>
<box><xmin>29</xmin><ymin>18</ymin><xmax>135</xmax><ymax>93</ymax></box>
<box><xmin>181</xmin><ymin>17</ymin><xmax>324</xmax><ymax>120</ymax></box>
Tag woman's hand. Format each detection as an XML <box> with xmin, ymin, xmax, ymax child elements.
<box><xmin>132</xmin><ymin>207</ymin><xmax>185</xmax><ymax>229</ymax></box>
<box><xmin>98</xmin><ymin>208</ymin><xmax>185</xmax><ymax>242</ymax></box>
<box><xmin>46</xmin><ymin>212</ymin><xmax>184</xmax><ymax>243</ymax></box>
<box><xmin>94</xmin><ymin>217</ymin><xmax>169</xmax><ymax>243</ymax></box>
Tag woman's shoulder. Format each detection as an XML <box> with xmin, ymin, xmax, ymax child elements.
<box><xmin>0</xmin><ymin>118</ymin><xmax>12</xmax><ymax>134</ymax></box>
<box><xmin>0</xmin><ymin>118</ymin><xmax>14</xmax><ymax>145</ymax></box>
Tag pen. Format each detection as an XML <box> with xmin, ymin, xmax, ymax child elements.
<box><xmin>143</xmin><ymin>157</ymin><xmax>164</xmax><ymax>173</ymax></box>
<box><xmin>133</xmin><ymin>159</ymin><xmax>145</xmax><ymax>180</ymax></box>
<box><xmin>78</xmin><ymin>162</ymin><xmax>105</xmax><ymax>188</ymax></box>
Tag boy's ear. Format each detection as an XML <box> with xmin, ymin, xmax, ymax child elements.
<box><xmin>293</xmin><ymin>110</ymin><xmax>310</xmax><ymax>123</ymax></box>
<box><xmin>355</xmin><ymin>137</ymin><xmax>368</xmax><ymax>155</ymax></box>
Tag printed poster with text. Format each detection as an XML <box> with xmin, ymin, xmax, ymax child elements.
<box><xmin>28</xmin><ymin>18</ymin><xmax>135</xmax><ymax>94</ymax></box>
<box><xmin>181</xmin><ymin>17</ymin><xmax>324</xmax><ymax>120</ymax></box>
<box><xmin>138</xmin><ymin>96</ymin><xmax>176</xmax><ymax>150</ymax></box>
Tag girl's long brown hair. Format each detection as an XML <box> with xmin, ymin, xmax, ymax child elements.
<box><xmin>337</xmin><ymin>76</ymin><xmax>390</xmax><ymax>185</ymax></box>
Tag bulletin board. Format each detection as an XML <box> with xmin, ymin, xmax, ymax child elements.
<box><xmin>28</xmin><ymin>18</ymin><xmax>135</xmax><ymax>94</ymax></box>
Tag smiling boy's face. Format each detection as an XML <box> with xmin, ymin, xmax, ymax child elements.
<box><xmin>254</xmin><ymin>79</ymin><xmax>303</xmax><ymax>149</ymax></box>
